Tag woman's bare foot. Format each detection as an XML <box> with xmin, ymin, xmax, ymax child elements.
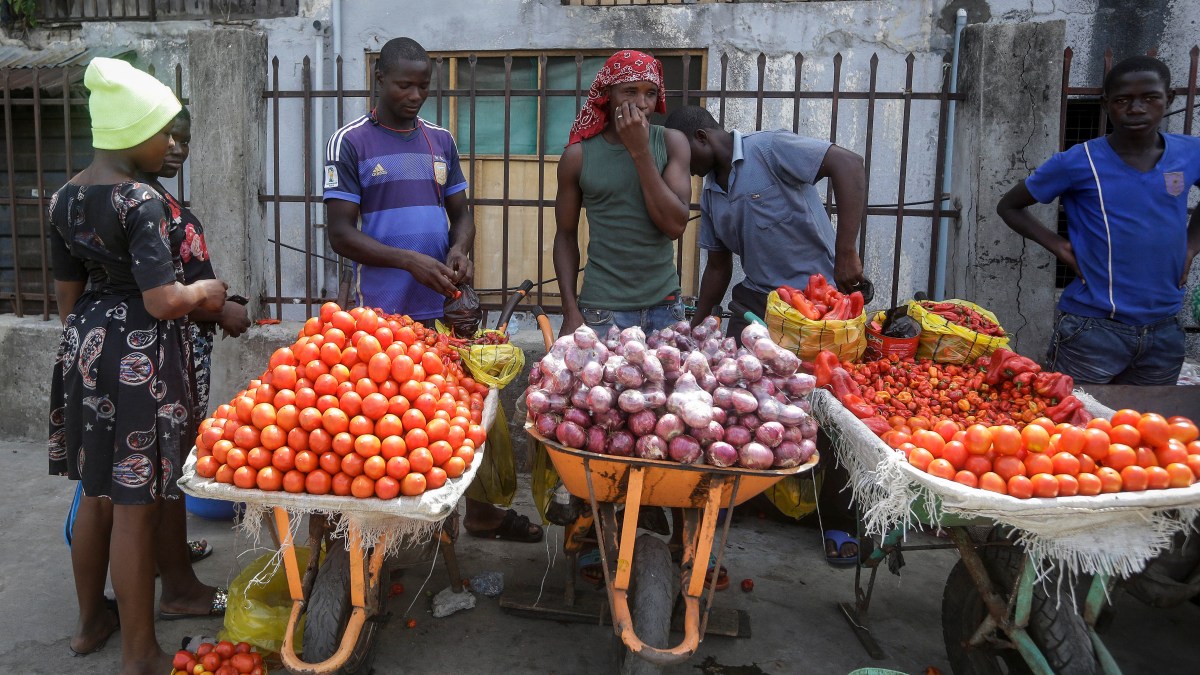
<box><xmin>69</xmin><ymin>603</ymin><xmax>119</xmax><ymax>656</ymax></box>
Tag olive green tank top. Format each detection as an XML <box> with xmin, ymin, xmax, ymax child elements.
<box><xmin>577</xmin><ymin>125</ymin><xmax>680</xmax><ymax>310</ymax></box>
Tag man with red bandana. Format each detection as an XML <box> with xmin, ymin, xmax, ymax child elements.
<box><xmin>554</xmin><ymin>50</ymin><xmax>692</xmax><ymax>336</ymax></box>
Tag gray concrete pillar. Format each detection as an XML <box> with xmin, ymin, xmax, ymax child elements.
<box><xmin>187</xmin><ymin>27</ymin><xmax>268</xmax><ymax>405</ymax></box>
<box><xmin>948</xmin><ymin>20</ymin><xmax>1065</xmax><ymax>356</ymax></box>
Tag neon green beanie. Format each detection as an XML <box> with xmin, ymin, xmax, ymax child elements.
<box><xmin>85</xmin><ymin>57</ymin><xmax>181</xmax><ymax>150</ymax></box>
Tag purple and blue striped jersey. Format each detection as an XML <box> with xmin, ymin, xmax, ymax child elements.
<box><xmin>323</xmin><ymin>113</ymin><xmax>468</xmax><ymax>320</ymax></box>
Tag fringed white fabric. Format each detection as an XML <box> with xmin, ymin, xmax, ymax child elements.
<box><xmin>179</xmin><ymin>389</ymin><xmax>499</xmax><ymax>560</ymax></box>
<box><xmin>812</xmin><ymin>389</ymin><xmax>1200</xmax><ymax>578</ymax></box>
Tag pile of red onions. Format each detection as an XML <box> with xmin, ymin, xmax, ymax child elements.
<box><xmin>527</xmin><ymin>319</ymin><xmax>818</xmax><ymax>469</ymax></box>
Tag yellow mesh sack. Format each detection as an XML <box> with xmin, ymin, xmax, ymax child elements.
<box><xmin>464</xmin><ymin>403</ymin><xmax>517</xmax><ymax>507</ymax></box>
<box><xmin>435</xmin><ymin>322</ymin><xmax>526</xmax><ymax>389</ymax></box>
<box><xmin>764</xmin><ymin>290</ymin><xmax>867</xmax><ymax>362</ymax></box>
<box><xmin>762</xmin><ymin>471</ymin><xmax>823</xmax><ymax>520</ymax></box>
<box><xmin>530</xmin><ymin>440</ymin><xmax>561</xmax><ymax>525</ymax></box>
<box><xmin>907</xmin><ymin>299</ymin><xmax>1010</xmax><ymax>364</ymax></box>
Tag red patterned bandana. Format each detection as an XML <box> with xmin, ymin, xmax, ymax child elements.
<box><xmin>566</xmin><ymin>50</ymin><xmax>667</xmax><ymax>146</ymax></box>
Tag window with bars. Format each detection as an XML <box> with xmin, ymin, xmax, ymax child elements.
<box><xmin>366</xmin><ymin>51</ymin><xmax>705</xmax><ymax>156</ymax></box>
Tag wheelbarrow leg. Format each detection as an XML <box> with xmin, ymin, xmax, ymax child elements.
<box><xmin>1082</xmin><ymin>574</ymin><xmax>1123</xmax><ymax>675</ymax></box>
<box><xmin>440</xmin><ymin>515</ymin><xmax>464</xmax><ymax>593</ymax></box>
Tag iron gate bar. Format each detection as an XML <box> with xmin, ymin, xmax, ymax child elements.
<box><xmin>536</xmin><ymin>54</ymin><xmax>548</xmax><ymax>308</ymax></box>
<box><xmin>302</xmin><ymin>55</ymin><xmax>314</xmax><ymax>315</ymax></box>
<box><xmin>502</xmin><ymin>55</ymin><xmax>513</xmax><ymax>306</ymax></box>
<box><xmin>826</xmin><ymin>53</ymin><xmax>843</xmax><ymax>216</ymax></box>
<box><xmin>4</xmin><ymin>70</ymin><xmax>23</xmax><ymax>316</ymax></box>
<box><xmin>260</xmin><ymin>88</ymin><xmax>961</xmax><ymax>101</ymax></box>
<box><xmin>926</xmin><ymin>55</ymin><xmax>952</xmax><ymax>299</ymax></box>
<box><xmin>859</xmin><ymin>54</ymin><xmax>878</xmax><ymax>260</ymax></box>
<box><xmin>889</xmin><ymin>54</ymin><xmax>916</xmax><ymax>309</ymax></box>
<box><xmin>33</xmin><ymin>68</ymin><xmax>49</xmax><ymax>320</ymax></box>
<box><xmin>754</xmin><ymin>53</ymin><xmax>766</xmax><ymax>131</ymax></box>
<box><xmin>1186</xmin><ymin>46</ymin><xmax>1198</xmax><ymax>136</ymax></box>
<box><xmin>271</xmin><ymin>56</ymin><xmax>282</xmax><ymax>320</ymax></box>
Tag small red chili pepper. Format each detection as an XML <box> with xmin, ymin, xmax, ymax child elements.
<box><xmin>406</xmin><ymin>618</ymin><xmax>418</xmax><ymax>629</ymax></box>
<box><xmin>389</xmin><ymin>583</ymin><xmax>405</xmax><ymax>597</ymax></box>
<box><xmin>740</xmin><ymin>578</ymin><xmax>755</xmax><ymax>592</ymax></box>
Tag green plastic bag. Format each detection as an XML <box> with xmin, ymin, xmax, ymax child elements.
<box><xmin>465</xmin><ymin>404</ymin><xmax>517</xmax><ymax>507</ymax></box>
<box><xmin>220</xmin><ymin>548</ymin><xmax>310</xmax><ymax>654</ymax></box>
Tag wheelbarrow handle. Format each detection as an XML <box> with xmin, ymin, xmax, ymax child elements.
<box><xmin>495</xmin><ymin>279</ymin><xmax>535</xmax><ymax>332</ymax></box>
<box><xmin>727</xmin><ymin>299</ymin><xmax>766</xmax><ymax>327</ymax></box>
<box><xmin>532</xmin><ymin>305</ymin><xmax>555</xmax><ymax>351</ymax></box>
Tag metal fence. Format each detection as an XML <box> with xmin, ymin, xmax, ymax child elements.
<box><xmin>0</xmin><ymin>64</ymin><xmax>186</xmax><ymax>318</ymax></box>
<box><xmin>260</xmin><ymin>49</ymin><xmax>962</xmax><ymax>321</ymax></box>
<box><xmin>33</xmin><ymin>0</ymin><xmax>298</xmax><ymax>22</ymax></box>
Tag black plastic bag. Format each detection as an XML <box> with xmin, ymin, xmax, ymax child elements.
<box><xmin>443</xmin><ymin>283</ymin><xmax>483</xmax><ymax>336</ymax></box>
<box><xmin>881</xmin><ymin>304</ymin><xmax>921</xmax><ymax>338</ymax></box>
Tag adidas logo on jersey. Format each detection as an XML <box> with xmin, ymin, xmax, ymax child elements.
<box><xmin>371</xmin><ymin>163</ymin><xmax>388</xmax><ymax>177</ymax></box>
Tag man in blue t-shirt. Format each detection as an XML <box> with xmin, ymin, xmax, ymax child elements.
<box><xmin>664</xmin><ymin>105</ymin><xmax>867</xmax><ymax>341</ymax></box>
<box><xmin>998</xmin><ymin>56</ymin><xmax>1200</xmax><ymax>385</ymax></box>
<box><xmin>323</xmin><ymin>37</ymin><xmax>542</xmax><ymax>543</ymax></box>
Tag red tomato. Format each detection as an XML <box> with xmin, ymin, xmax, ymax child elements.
<box><xmin>1105</xmin><ymin>444</ymin><xmax>1137</xmax><ymax>471</ymax></box>
<box><xmin>363</xmin><ymin>455</ymin><xmax>388</xmax><ymax>481</ymax></box>
<box><xmin>908</xmin><ymin>447</ymin><xmax>935</xmax><ymax>471</ymax></box>
<box><xmin>1076</xmin><ymin>472</ymin><xmax>1102</xmax><ymax>496</ymax></box>
<box><xmin>1135</xmin><ymin>446</ymin><xmax>1160</xmax><ymax>468</ymax></box>
<box><xmin>964</xmin><ymin>425</ymin><xmax>993</xmax><ymax>456</ymax></box>
<box><xmin>964</xmin><ymin>455</ymin><xmax>992</xmax><ymax>476</ymax></box>
<box><xmin>1050</xmin><ymin>452</ymin><xmax>1080</xmax><ymax>476</ymax></box>
<box><xmin>1165</xmin><ymin>463</ymin><xmax>1195</xmax><ymax>488</ymax></box>
<box><xmin>351</xmin><ymin>475</ymin><xmax>376</xmax><ymax>498</ymax></box>
<box><xmin>927</xmin><ymin>458</ymin><xmax>956</xmax><ymax>480</ymax></box>
<box><xmin>991</xmin><ymin>425</ymin><xmax>1022</xmax><ymax>456</ymax></box>
<box><xmin>233</xmin><ymin>466</ymin><xmax>258</xmax><ymax>489</ymax></box>
<box><xmin>941</xmin><ymin>441</ymin><xmax>968</xmax><ymax>470</ymax></box>
<box><xmin>256</xmin><ymin>466</ymin><xmax>283</xmax><ymax>491</ymax></box>
<box><xmin>1120</xmin><ymin>465</ymin><xmax>1148</xmax><ymax>492</ymax></box>
<box><xmin>1188</xmin><ymin>455</ymin><xmax>1200</xmax><ymax>480</ymax></box>
<box><xmin>425</xmin><ymin>467</ymin><xmax>448</xmax><ymax>490</ymax></box>
<box><xmin>1156</xmin><ymin>440</ymin><xmax>1189</xmax><ymax>466</ymax></box>
<box><xmin>202</xmin><ymin>652</ymin><xmax>223</xmax><ymax>672</ymax></box>
<box><xmin>443</xmin><ymin>456</ymin><xmax>467</xmax><ymax>478</ymax></box>
<box><xmin>375</xmin><ymin>475</ymin><xmax>401</xmax><ymax>500</ymax></box>
<box><xmin>993</xmin><ymin>455</ymin><xmax>1026</xmax><ymax>482</ymax></box>
<box><xmin>1096</xmin><ymin>467</ymin><xmax>1123</xmax><ymax>493</ymax></box>
<box><xmin>1166</xmin><ymin>420</ymin><xmax>1199</xmax><ymax>444</ymax></box>
<box><xmin>1030</xmin><ymin>473</ymin><xmax>1059</xmax><ymax>498</ymax></box>
<box><xmin>331</xmin><ymin>471</ymin><xmax>354</xmax><ymax>496</ymax></box>
<box><xmin>1007</xmin><ymin>475</ymin><xmax>1033</xmax><ymax>499</ymax></box>
<box><xmin>932</xmin><ymin>419</ymin><xmax>960</xmax><ymax>443</ymax></box>
<box><xmin>913</xmin><ymin>429</ymin><xmax>946</xmax><ymax>458</ymax></box>
<box><xmin>1081</xmin><ymin>428</ymin><xmax>1110</xmax><ymax>461</ymax></box>
<box><xmin>173</xmin><ymin>650</ymin><xmax>193</xmax><ymax>671</ymax></box>
<box><xmin>305</xmin><ymin>469</ymin><xmax>333</xmax><ymax>495</ymax></box>
<box><xmin>1024</xmin><ymin>452</ymin><xmax>1053</xmax><ymax>476</ymax></box>
<box><xmin>953</xmin><ymin>470</ymin><xmax>979</xmax><ymax>488</ymax></box>
<box><xmin>230</xmin><ymin>653</ymin><xmax>256</xmax><ymax>674</ymax></box>
<box><xmin>386</xmin><ymin>456</ymin><xmax>412</xmax><ymax>481</ymax></box>
<box><xmin>401</xmin><ymin>472</ymin><xmax>427</xmax><ymax>496</ymax></box>
<box><xmin>1145</xmin><ymin>465</ymin><xmax>1170</xmax><ymax>490</ymax></box>
<box><xmin>1137</xmin><ymin>414</ymin><xmax>1171</xmax><ymax>449</ymax></box>
<box><xmin>1108</xmin><ymin>424</ymin><xmax>1141</xmax><ymax>448</ymax></box>
<box><xmin>1020</xmin><ymin>424</ymin><xmax>1051</xmax><ymax>454</ymax></box>
<box><xmin>979</xmin><ymin>472</ymin><xmax>1007</xmax><ymax>494</ymax></box>
<box><xmin>1055</xmin><ymin>474</ymin><xmax>1079</xmax><ymax>497</ymax></box>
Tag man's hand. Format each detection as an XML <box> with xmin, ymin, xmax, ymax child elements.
<box><xmin>559</xmin><ymin>307</ymin><xmax>584</xmax><ymax>337</ymax></box>
<box><xmin>614</xmin><ymin>101</ymin><xmax>651</xmax><ymax>157</ymax></box>
<box><xmin>405</xmin><ymin>252</ymin><xmax>458</xmax><ymax>297</ymax></box>
<box><xmin>446</xmin><ymin>248</ymin><xmax>474</xmax><ymax>286</ymax></box>
<box><xmin>219</xmin><ymin>301</ymin><xmax>251</xmax><ymax>338</ymax></box>
<box><xmin>1052</xmin><ymin>238</ymin><xmax>1084</xmax><ymax>283</ymax></box>
<box><xmin>833</xmin><ymin>250</ymin><xmax>864</xmax><ymax>291</ymax></box>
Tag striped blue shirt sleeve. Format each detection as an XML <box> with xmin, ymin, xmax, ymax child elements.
<box><xmin>323</xmin><ymin>130</ymin><xmax>362</xmax><ymax>204</ymax></box>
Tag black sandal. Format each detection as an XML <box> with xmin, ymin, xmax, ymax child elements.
<box><xmin>188</xmin><ymin>539</ymin><xmax>214</xmax><ymax>563</ymax></box>
<box><xmin>467</xmin><ymin>509</ymin><xmax>544</xmax><ymax>543</ymax></box>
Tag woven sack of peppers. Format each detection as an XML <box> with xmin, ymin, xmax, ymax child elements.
<box><xmin>765</xmin><ymin>273</ymin><xmax>867</xmax><ymax>363</ymax></box>
<box><xmin>907</xmin><ymin>299</ymin><xmax>1010</xmax><ymax>365</ymax></box>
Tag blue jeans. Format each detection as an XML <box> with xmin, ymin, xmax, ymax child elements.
<box><xmin>580</xmin><ymin>299</ymin><xmax>685</xmax><ymax>336</ymax></box>
<box><xmin>1046</xmin><ymin>312</ymin><xmax>1185</xmax><ymax>385</ymax></box>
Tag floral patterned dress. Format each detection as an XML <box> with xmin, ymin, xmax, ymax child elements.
<box><xmin>48</xmin><ymin>181</ymin><xmax>193</xmax><ymax>504</ymax></box>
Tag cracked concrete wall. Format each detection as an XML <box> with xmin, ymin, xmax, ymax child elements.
<box><xmin>950</xmin><ymin>20</ymin><xmax>1064</xmax><ymax>356</ymax></box>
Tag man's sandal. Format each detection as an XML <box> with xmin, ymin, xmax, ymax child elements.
<box><xmin>466</xmin><ymin>509</ymin><xmax>544</xmax><ymax>543</ymax></box>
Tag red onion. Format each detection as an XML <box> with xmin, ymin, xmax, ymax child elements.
<box><xmin>607</xmin><ymin>430</ymin><xmax>635</xmax><ymax>457</ymax></box>
<box><xmin>618</xmin><ymin>388</ymin><xmax>648</xmax><ymax>413</ymax></box>
<box><xmin>784</xmin><ymin>373</ymin><xmax>816</xmax><ymax>397</ymax></box>
<box><xmin>705</xmin><ymin>441</ymin><xmax>738</xmax><ymax>468</ymax></box>
<box><xmin>570</xmin><ymin>387</ymin><xmax>590</xmax><ymax>409</ymax></box>
<box><xmin>756</xmin><ymin>397</ymin><xmax>782</xmax><ymax>422</ymax></box>
<box><xmin>642</xmin><ymin>386</ymin><xmax>667</xmax><ymax>409</ymax></box>
<box><xmin>627</xmin><ymin>410</ymin><xmax>658</xmax><ymax>437</ymax></box>
<box><xmin>712</xmin><ymin>386</ymin><xmax>734</xmax><ymax>409</ymax></box>
<box><xmin>671</xmin><ymin>321</ymin><xmax>691</xmax><ymax>336</ymax></box>
<box><xmin>778</xmin><ymin>404</ymin><xmax>807</xmax><ymax>427</ymax></box>
<box><xmin>737</xmin><ymin>442</ymin><xmax>774</xmax><ymax>470</ymax></box>
<box><xmin>526</xmin><ymin>388</ymin><xmax>551</xmax><ymax>415</ymax></box>
<box><xmin>579</xmin><ymin>361</ymin><xmax>604</xmax><ymax>387</ymax></box>
<box><xmin>692</xmin><ymin>322</ymin><xmax>711</xmax><ymax>341</ymax></box>
<box><xmin>731</xmin><ymin>388</ymin><xmax>758</xmax><ymax>414</ymax></box>
<box><xmin>573</xmin><ymin>326</ymin><xmax>598</xmax><ymax>349</ymax></box>
<box><xmin>799</xmin><ymin>416</ymin><xmax>819</xmax><ymax>440</ymax></box>
<box><xmin>586</xmin><ymin>386</ymin><xmax>615</xmax><ymax>413</ymax></box>
<box><xmin>797</xmin><ymin>438</ymin><xmax>817</xmax><ymax>462</ymax></box>
<box><xmin>641</xmin><ymin>353</ymin><xmax>664</xmax><ymax>382</ymax></box>
<box><xmin>563</xmin><ymin>407</ymin><xmax>592</xmax><ymax>429</ymax></box>
<box><xmin>724</xmin><ymin>425</ymin><xmax>752</xmax><ymax>447</ymax></box>
<box><xmin>529</xmin><ymin>368</ymin><xmax>544</xmax><ymax>384</ymax></box>
<box><xmin>616</xmin><ymin>364</ymin><xmax>645</xmax><ymax>389</ymax></box>
<box><xmin>739</xmin><ymin>323</ymin><xmax>770</xmax><ymax>348</ymax></box>
<box><xmin>534</xmin><ymin>413</ymin><xmax>560</xmax><ymax>438</ymax></box>
<box><xmin>714</xmin><ymin>358</ymin><xmax>740</xmax><ymax>386</ymax></box>
<box><xmin>635</xmin><ymin>435</ymin><xmax>668</xmax><ymax>461</ymax></box>
<box><xmin>783</xmin><ymin>424</ymin><xmax>805</xmax><ymax>444</ymax></box>
<box><xmin>691</xmin><ymin>420</ymin><xmax>725</xmax><ymax>444</ymax></box>
<box><xmin>710</xmin><ymin>407</ymin><xmax>728</xmax><ymax>426</ymax></box>
<box><xmin>564</xmin><ymin>345</ymin><xmax>590</xmax><ymax>373</ymax></box>
<box><xmin>773</xmin><ymin>441</ymin><xmax>805</xmax><ymax>468</ymax></box>
<box><xmin>655</xmin><ymin>345</ymin><xmax>682</xmax><ymax>372</ymax></box>
<box><xmin>755</xmin><ymin>421</ymin><xmax>785</xmax><ymax>448</ymax></box>
<box><xmin>655</xmin><ymin>414</ymin><xmax>685</xmax><ymax>441</ymax></box>
<box><xmin>556</xmin><ymin>420</ymin><xmax>587</xmax><ymax>449</ymax></box>
<box><xmin>593</xmin><ymin>408</ymin><xmax>625</xmax><ymax>431</ymax></box>
<box><xmin>668</xmin><ymin>435</ymin><xmax>702</xmax><ymax>464</ymax></box>
<box><xmin>737</xmin><ymin>354</ymin><xmax>764</xmax><ymax>382</ymax></box>
<box><xmin>586</xmin><ymin>425</ymin><xmax>607</xmax><ymax>454</ymax></box>
<box><xmin>678</xmin><ymin>400</ymin><xmax>715</xmax><ymax>428</ymax></box>
<box><xmin>547</xmin><ymin>393</ymin><xmax>568</xmax><ymax>412</ymax></box>
<box><xmin>622</xmin><ymin>340</ymin><xmax>647</xmax><ymax>364</ymax></box>
<box><xmin>619</xmin><ymin>326</ymin><xmax>646</xmax><ymax>344</ymax></box>
<box><xmin>741</xmin><ymin>413</ymin><xmax>763</xmax><ymax>431</ymax></box>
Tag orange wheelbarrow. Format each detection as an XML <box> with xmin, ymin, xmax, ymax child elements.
<box><xmin>526</xmin><ymin>426</ymin><xmax>818</xmax><ymax>673</ymax></box>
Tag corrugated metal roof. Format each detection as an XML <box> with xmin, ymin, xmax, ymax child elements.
<box><xmin>0</xmin><ymin>45</ymin><xmax>134</xmax><ymax>92</ymax></box>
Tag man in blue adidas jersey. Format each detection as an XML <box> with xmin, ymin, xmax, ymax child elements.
<box><xmin>324</xmin><ymin>38</ymin><xmax>542</xmax><ymax>542</ymax></box>
<box><xmin>999</xmin><ymin>55</ymin><xmax>1200</xmax><ymax>385</ymax></box>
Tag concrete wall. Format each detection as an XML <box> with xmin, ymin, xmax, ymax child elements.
<box><xmin>948</xmin><ymin>20</ymin><xmax>1065</xmax><ymax>355</ymax></box>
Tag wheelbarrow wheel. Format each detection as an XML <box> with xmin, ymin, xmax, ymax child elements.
<box><xmin>616</xmin><ymin>534</ymin><xmax>676</xmax><ymax>675</ymax></box>
<box><xmin>303</xmin><ymin>540</ymin><xmax>386</xmax><ymax>674</ymax></box>
<box><xmin>942</xmin><ymin>544</ymin><xmax>1097</xmax><ymax>675</ymax></box>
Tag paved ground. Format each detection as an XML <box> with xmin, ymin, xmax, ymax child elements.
<box><xmin>2</xmin><ymin>438</ymin><xmax>1198</xmax><ymax>675</ymax></box>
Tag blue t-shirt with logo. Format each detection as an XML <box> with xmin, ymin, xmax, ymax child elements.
<box><xmin>1025</xmin><ymin>133</ymin><xmax>1200</xmax><ymax>326</ymax></box>
<box><xmin>323</xmin><ymin>114</ymin><xmax>468</xmax><ymax>320</ymax></box>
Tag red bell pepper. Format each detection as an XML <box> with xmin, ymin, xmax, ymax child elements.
<box><xmin>1066</xmin><ymin>406</ymin><xmax>1093</xmax><ymax>426</ymax></box>
<box><xmin>847</xmin><ymin>291</ymin><xmax>864</xmax><ymax>319</ymax></box>
<box><xmin>1003</xmin><ymin>355</ymin><xmax>1041</xmax><ymax>379</ymax></box>
<box><xmin>1045</xmin><ymin>395</ymin><xmax>1083</xmax><ymax>424</ymax></box>
<box><xmin>984</xmin><ymin>348</ymin><xmax>1015</xmax><ymax>386</ymax></box>
<box><xmin>841</xmin><ymin>394</ymin><xmax>876</xmax><ymax>419</ymax></box>
<box><xmin>777</xmin><ymin>287</ymin><xmax>793</xmax><ymax>305</ymax></box>
<box><xmin>1033</xmin><ymin>372</ymin><xmax>1074</xmax><ymax>403</ymax></box>
<box><xmin>861</xmin><ymin>415</ymin><xmax>891</xmax><ymax>435</ymax></box>
<box><xmin>814</xmin><ymin>350</ymin><xmax>841</xmax><ymax>388</ymax></box>
<box><xmin>805</xmin><ymin>274</ymin><xmax>828</xmax><ymax>303</ymax></box>
<box><xmin>789</xmin><ymin>292</ymin><xmax>821</xmax><ymax>320</ymax></box>
<box><xmin>829</xmin><ymin>367</ymin><xmax>862</xmax><ymax>399</ymax></box>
